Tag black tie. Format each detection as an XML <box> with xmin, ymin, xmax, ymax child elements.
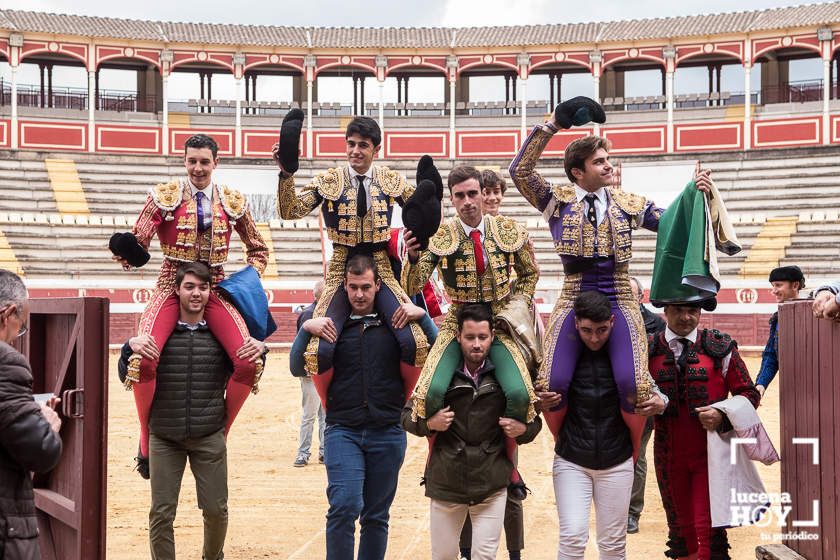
<box><xmin>585</xmin><ymin>193</ymin><xmax>598</xmax><ymax>230</ymax></box>
<box><xmin>356</xmin><ymin>175</ymin><xmax>367</xmax><ymax>217</ymax></box>
<box><xmin>676</xmin><ymin>337</ymin><xmax>690</xmax><ymax>401</ymax></box>
<box><xmin>676</xmin><ymin>338</ymin><xmax>690</xmax><ymax>372</ymax></box>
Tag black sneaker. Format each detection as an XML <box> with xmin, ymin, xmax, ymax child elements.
<box><xmin>318</xmin><ymin>454</ymin><xmax>325</xmax><ymax>464</ymax></box>
<box><xmin>627</xmin><ymin>516</ymin><xmax>640</xmax><ymax>534</ymax></box>
<box><xmin>134</xmin><ymin>446</ymin><xmax>150</xmax><ymax>480</ymax></box>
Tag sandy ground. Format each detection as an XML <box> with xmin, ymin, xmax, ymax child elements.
<box><xmin>106</xmin><ymin>353</ymin><xmax>781</xmax><ymax>559</ymax></box>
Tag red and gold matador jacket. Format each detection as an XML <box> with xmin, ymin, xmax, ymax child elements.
<box><xmin>132</xmin><ymin>179</ymin><xmax>269</xmax><ymax>291</ymax></box>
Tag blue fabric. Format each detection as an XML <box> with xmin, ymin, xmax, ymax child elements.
<box><xmin>290</xmin><ymin>328</ymin><xmax>310</xmax><ymax>378</ymax></box>
<box><xmin>195</xmin><ymin>191</ymin><xmax>211</xmax><ymax>232</ymax></box>
<box><xmin>291</xmin><ymin>303</ymin><xmax>435</xmax><ymax>377</ymax></box>
<box><xmin>416</xmin><ymin>311</ymin><xmax>438</xmax><ymax>345</ymax></box>
<box><xmin>755</xmin><ymin>313</ymin><xmax>779</xmax><ymax>389</ymax></box>
<box><xmin>324</xmin><ymin>423</ymin><xmax>406</xmax><ymax>560</ymax></box>
<box><xmin>216</xmin><ymin>265</ymin><xmax>276</xmax><ymax>341</ymax></box>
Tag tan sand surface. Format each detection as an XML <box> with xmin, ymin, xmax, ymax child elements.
<box><xmin>106</xmin><ymin>353</ymin><xmax>781</xmax><ymax>559</ymax></box>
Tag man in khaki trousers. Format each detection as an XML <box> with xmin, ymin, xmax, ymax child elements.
<box><xmin>118</xmin><ymin>262</ymin><xmax>266</xmax><ymax>559</ymax></box>
<box><xmin>402</xmin><ymin>304</ymin><xmax>542</xmax><ymax>560</ymax></box>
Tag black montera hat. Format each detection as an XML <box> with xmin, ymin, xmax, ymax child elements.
<box><xmin>402</xmin><ymin>179</ymin><xmax>441</xmax><ymax>251</ymax></box>
<box><xmin>109</xmin><ymin>232</ymin><xmax>150</xmax><ymax>268</ymax></box>
<box><xmin>277</xmin><ymin>108</ymin><xmax>304</xmax><ymax>174</ymax></box>
<box><xmin>554</xmin><ymin>96</ymin><xmax>607</xmax><ymax>129</ymax></box>
<box><xmin>416</xmin><ymin>154</ymin><xmax>444</xmax><ymax>201</ymax></box>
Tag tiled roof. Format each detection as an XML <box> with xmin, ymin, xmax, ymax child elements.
<box><xmin>310</xmin><ymin>27</ymin><xmax>453</xmax><ymax>49</ymax></box>
<box><xmin>1</xmin><ymin>3</ymin><xmax>840</xmax><ymax>49</ymax></box>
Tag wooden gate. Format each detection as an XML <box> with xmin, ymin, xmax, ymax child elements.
<box><xmin>15</xmin><ymin>297</ymin><xmax>109</xmax><ymax>560</ymax></box>
<box><xmin>778</xmin><ymin>300</ymin><xmax>839</xmax><ymax>559</ymax></box>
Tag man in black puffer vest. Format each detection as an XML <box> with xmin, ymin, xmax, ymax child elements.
<box><xmin>0</xmin><ymin>269</ymin><xmax>63</xmax><ymax>560</ymax></box>
<box><xmin>538</xmin><ymin>291</ymin><xmax>666</xmax><ymax>560</ymax></box>
<box><xmin>118</xmin><ymin>262</ymin><xmax>266</xmax><ymax>560</ymax></box>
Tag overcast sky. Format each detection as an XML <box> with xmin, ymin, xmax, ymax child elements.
<box><xmin>9</xmin><ymin>0</ymin><xmax>832</xmax><ymax>27</ymax></box>
<box><xmin>1</xmin><ymin>0</ymin><xmax>830</xmax><ymax>102</ymax></box>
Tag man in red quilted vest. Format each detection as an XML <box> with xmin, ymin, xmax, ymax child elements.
<box><xmin>649</xmin><ymin>299</ymin><xmax>760</xmax><ymax>560</ymax></box>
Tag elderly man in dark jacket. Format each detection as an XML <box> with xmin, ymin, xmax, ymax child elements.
<box><xmin>402</xmin><ymin>303</ymin><xmax>541</xmax><ymax>560</ymax></box>
<box><xmin>0</xmin><ymin>269</ymin><xmax>62</xmax><ymax>560</ymax></box>
<box><xmin>118</xmin><ymin>262</ymin><xmax>265</xmax><ymax>560</ymax></box>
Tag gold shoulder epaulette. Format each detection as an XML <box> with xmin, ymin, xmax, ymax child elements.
<box><xmin>609</xmin><ymin>187</ymin><xmax>647</xmax><ymax>216</ymax></box>
<box><xmin>428</xmin><ymin>220</ymin><xmax>461</xmax><ymax>256</ymax></box>
<box><xmin>217</xmin><ymin>184</ymin><xmax>247</xmax><ymax>220</ymax></box>
<box><xmin>552</xmin><ymin>184</ymin><xmax>577</xmax><ymax>205</ymax></box>
<box><xmin>315</xmin><ymin>168</ymin><xmax>344</xmax><ymax>201</ymax></box>
<box><xmin>487</xmin><ymin>215</ymin><xmax>528</xmax><ymax>252</ymax></box>
<box><xmin>150</xmin><ymin>180</ymin><xmax>183</xmax><ymax>212</ymax></box>
<box><xmin>375</xmin><ymin>166</ymin><xmax>407</xmax><ymax>197</ymax></box>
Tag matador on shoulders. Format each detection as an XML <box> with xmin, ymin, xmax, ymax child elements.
<box><xmin>274</xmin><ymin>111</ymin><xmax>434</xmax><ymax>403</ymax></box>
<box><xmin>109</xmin><ymin>133</ymin><xmax>269</xmax><ymax>478</ymax></box>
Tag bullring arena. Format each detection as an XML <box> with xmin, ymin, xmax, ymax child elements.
<box><xmin>1</xmin><ymin>2</ymin><xmax>840</xmax><ymax>558</ymax></box>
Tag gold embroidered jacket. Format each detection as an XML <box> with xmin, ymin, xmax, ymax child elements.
<box><xmin>402</xmin><ymin>215</ymin><xmax>537</xmax><ymax>304</ymax></box>
<box><xmin>133</xmin><ymin>179</ymin><xmax>268</xmax><ymax>288</ymax></box>
<box><xmin>277</xmin><ymin>166</ymin><xmax>415</xmax><ymax>246</ymax></box>
<box><xmin>509</xmin><ymin>126</ymin><xmax>662</xmax><ymax>262</ymax></box>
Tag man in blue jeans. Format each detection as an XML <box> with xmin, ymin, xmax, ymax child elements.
<box><xmin>294</xmin><ymin>253</ymin><xmax>409</xmax><ymax>560</ymax></box>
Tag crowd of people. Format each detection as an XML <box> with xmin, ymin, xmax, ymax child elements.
<box><xmin>0</xmin><ymin>96</ymin><xmax>830</xmax><ymax>560</ymax></box>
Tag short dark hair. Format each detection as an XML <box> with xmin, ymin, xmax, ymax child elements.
<box><xmin>184</xmin><ymin>134</ymin><xmax>219</xmax><ymax>158</ymax></box>
<box><xmin>563</xmin><ymin>135</ymin><xmax>611</xmax><ymax>183</ymax></box>
<box><xmin>448</xmin><ymin>165</ymin><xmax>484</xmax><ymax>192</ymax></box>
<box><xmin>175</xmin><ymin>261</ymin><xmax>212</xmax><ymax>286</ymax></box>
<box><xmin>456</xmin><ymin>303</ymin><xmax>493</xmax><ymax>331</ymax></box>
<box><xmin>345</xmin><ymin>116</ymin><xmax>381</xmax><ymax>147</ymax></box>
<box><xmin>345</xmin><ymin>253</ymin><xmax>379</xmax><ymax>281</ymax></box>
<box><xmin>574</xmin><ymin>291</ymin><xmax>612</xmax><ymax>322</ymax></box>
<box><xmin>481</xmin><ymin>169</ymin><xmax>507</xmax><ymax>194</ymax></box>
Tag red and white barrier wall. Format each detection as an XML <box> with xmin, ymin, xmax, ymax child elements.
<box><xmin>2</xmin><ymin>114</ymin><xmax>838</xmax><ymax>157</ymax></box>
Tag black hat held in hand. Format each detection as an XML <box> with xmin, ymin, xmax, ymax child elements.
<box><xmin>109</xmin><ymin>232</ymin><xmax>150</xmax><ymax>268</ymax></box>
<box><xmin>277</xmin><ymin>108</ymin><xmax>304</xmax><ymax>174</ymax></box>
<box><xmin>416</xmin><ymin>155</ymin><xmax>444</xmax><ymax>201</ymax></box>
<box><xmin>554</xmin><ymin>96</ymin><xmax>607</xmax><ymax>129</ymax></box>
<box><xmin>402</xmin><ymin>179</ymin><xmax>441</xmax><ymax>251</ymax></box>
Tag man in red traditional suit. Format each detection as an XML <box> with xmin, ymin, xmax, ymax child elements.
<box><xmin>114</xmin><ymin>134</ymin><xmax>269</xmax><ymax>476</ymax></box>
<box><xmin>649</xmin><ymin>300</ymin><xmax>760</xmax><ymax>560</ymax></box>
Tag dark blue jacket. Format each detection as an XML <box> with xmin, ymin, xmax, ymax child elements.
<box><xmin>755</xmin><ymin>312</ymin><xmax>779</xmax><ymax>388</ymax></box>
<box><xmin>325</xmin><ymin>313</ymin><xmax>404</xmax><ymax>428</ymax></box>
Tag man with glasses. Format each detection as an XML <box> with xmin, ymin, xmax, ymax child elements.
<box><xmin>0</xmin><ymin>269</ymin><xmax>63</xmax><ymax>559</ymax></box>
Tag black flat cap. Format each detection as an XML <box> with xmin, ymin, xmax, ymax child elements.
<box><xmin>769</xmin><ymin>265</ymin><xmax>804</xmax><ymax>285</ymax></box>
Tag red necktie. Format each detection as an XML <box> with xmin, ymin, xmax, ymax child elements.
<box><xmin>470</xmin><ymin>229</ymin><xmax>485</xmax><ymax>276</ymax></box>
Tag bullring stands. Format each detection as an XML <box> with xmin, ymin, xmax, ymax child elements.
<box><xmin>0</xmin><ymin>146</ymin><xmax>838</xmax><ymax>286</ymax></box>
